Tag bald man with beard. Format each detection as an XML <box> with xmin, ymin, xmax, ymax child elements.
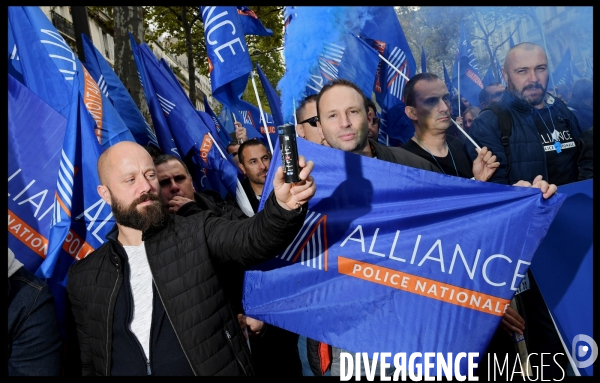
<box><xmin>66</xmin><ymin>141</ymin><xmax>316</xmax><ymax>376</ymax></box>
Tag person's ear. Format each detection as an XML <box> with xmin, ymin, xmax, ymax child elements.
<box><xmin>405</xmin><ymin>105</ymin><xmax>417</xmax><ymax>120</ymax></box>
<box><xmin>296</xmin><ymin>123</ymin><xmax>305</xmax><ymax>138</ymax></box>
<box><xmin>97</xmin><ymin>185</ymin><xmax>112</xmax><ymax>206</ymax></box>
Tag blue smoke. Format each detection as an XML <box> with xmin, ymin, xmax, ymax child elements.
<box><xmin>277</xmin><ymin>6</ymin><xmax>373</xmax><ymax>122</ymax></box>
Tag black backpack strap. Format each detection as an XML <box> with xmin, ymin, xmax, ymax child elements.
<box><xmin>483</xmin><ymin>103</ymin><xmax>512</xmax><ymax>182</ymax></box>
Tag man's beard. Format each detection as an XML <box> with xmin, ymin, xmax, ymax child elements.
<box><xmin>509</xmin><ymin>79</ymin><xmax>546</xmax><ymax>106</ymax></box>
<box><xmin>110</xmin><ymin>191</ymin><xmax>166</xmax><ymax>231</ymax></box>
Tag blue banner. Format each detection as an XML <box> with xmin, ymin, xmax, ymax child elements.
<box><xmin>482</xmin><ymin>63</ymin><xmax>496</xmax><ymax>88</ymax></box>
<box><xmin>201</xmin><ymin>6</ymin><xmax>252</xmax><ymax>111</ymax></box>
<box><xmin>81</xmin><ymin>33</ymin><xmax>159</xmax><ymax>148</ymax></box>
<box><xmin>204</xmin><ymin>98</ymin><xmax>233</xmax><ymax>145</ymax></box>
<box><xmin>452</xmin><ymin>22</ymin><xmax>483</xmax><ymax>109</ymax></box>
<box><xmin>218</xmin><ymin>104</ymin><xmax>237</xmax><ymax>135</ymax></box>
<box><xmin>496</xmin><ymin>54</ymin><xmax>507</xmax><ymax>87</ymax></box>
<box><xmin>8</xmin><ymin>6</ymin><xmax>74</xmax><ymax>118</ymax></box>
<box><xmin>245</xmin><ymin>139</ymin><xmax>565</xmax><ymax>375</ymax></box>
<box><xmin>552</xmin><ymin>48</ymin><xmax>575</xmax><ymax>89</ymax></box>
<box><xmin>237</xmin><ymin>6</ymin><xmax>273</xmax><ymax>36</ymax></box>
<box><xmin>8</xmin><ymin>73</ymin><xmax>67</xmax><ymax>276</ymax></box>
<box><xmin>359</xmin><ymin>6</ymin><xmax>417</xmax><ymax>145</ymax></box>
<box><xmin>443</xmin><ymin>61</ymin><xmax>457</xmax><ymax>99</ymax></box>
<box><xmin>136</xmin><ymin>41</ymin><xmax>250</xmax><ymax>209</ymax></box>
<box><xmin>9</xmin><ymin>6</ymin><xmax>133</xmax><ymax>338</ymax></box>
<box><xmin>129</xmin><ymin>33</ymin><xmax>180</xmax><ymax>158</ymax></box>
<box><xmin>530</xmin><ymin>179</ymin><xmax>593</xmax><ymax>377</ymax></box>
<box><xmin>256</xmin><ymin>63</ymin><xmax>284</xmax><ymax>128</ymax></box>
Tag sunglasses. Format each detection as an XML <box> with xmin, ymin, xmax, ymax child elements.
<box><xmin>372</xmin><ymin>117</ymin><xmax>380</xmax><ymax>125</ymax></box>
<box><xmin>299</xmin><ymin>116</ymin><xmax>319</xmax><ymax>127</ymax></box>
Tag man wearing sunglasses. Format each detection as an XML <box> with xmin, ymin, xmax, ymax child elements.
<box><xmin>296</xmin><ymin>95</ymin><xmax>329</xmax><ymax>146</ymax></box>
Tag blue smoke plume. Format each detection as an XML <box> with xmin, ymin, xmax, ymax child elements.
<box><xmin>277</xmin><ymin>6</ymin><xmax>373</xmax><ymax>122</ymax></box>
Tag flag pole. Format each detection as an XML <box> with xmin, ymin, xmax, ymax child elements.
<box><xmin>451</xmin><ymin>118</ymin><xmax>481</xmax><ymax>151</ymax></box>
<box><xmin>457</xmin><ymin>61</ymin><xmax>461</xmax><ymax>117</ymax></box>
<box><xmin>292</xmin><ymin>97</ymin><xmax>298</xmax><ymax>125</ymax></box>
<box><xmin>250</xmin><ymin>70</ymin><xmax>274</xmax><ymax>153</ymax></box>
<box><xmin>378</xmin><ymin>53</ymin><xmax>410</xmax><ymax>83</ymax></box>
<box><xmin>231</xmin><ymin>112</ymin><xmax>243</xmax><ymax>144</ymax></box>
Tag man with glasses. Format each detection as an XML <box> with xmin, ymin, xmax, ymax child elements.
<box><xmin>296</xmin><ymin>95</ymin><xmax>329</xmax><ymax>146</ymax></box>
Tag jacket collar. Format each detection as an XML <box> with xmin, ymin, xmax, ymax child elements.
<box><xmin>105</xmin><ymin>216</ymin><xmax>170</xmax><ymax>244</ymax></box>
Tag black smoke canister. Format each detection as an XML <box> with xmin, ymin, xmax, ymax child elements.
<box><xmin>277</xmin><ymin>124</ymin><xmax>301</xmax><ymax>183</ymax></box>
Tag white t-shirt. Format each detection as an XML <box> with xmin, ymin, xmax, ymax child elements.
<box><xmin>124</xmin><ymin>242</ymin><xmax>153</xmax><ymax>360</ymax></box>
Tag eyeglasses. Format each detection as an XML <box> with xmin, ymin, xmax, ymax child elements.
<box><xmin>372</xmin><ymin>117</ymin><xmax>380</xmax><ymax>126</ymax></box>
<box><xmin>299</xmin><ymin>116</ymin><xmax>318</xmax><ymax>127</ymax></box>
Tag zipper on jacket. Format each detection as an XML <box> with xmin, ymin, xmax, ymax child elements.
<box><xmin>225</xmin><ymin>329</ymin><xmax>248</xmax><ymax>375</ymax></box>
<box><xmin>151</xmin><ymin>279</ymin><xmax>197</xmax><ymax>375</ymax></box>
<box><xmin>105</xmin><ymin>264</ymin><xmax>121</xmax><ymax>376</ymax></box>
<box><xmin>146</xmin><ymin>359</ymin><xmax>152</xmax><ymax>375</ymax></box>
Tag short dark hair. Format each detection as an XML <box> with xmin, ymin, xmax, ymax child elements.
<box><xmin>238</xmin><ymin>139</ymin><xmax>269</xmax><ymax>165</ymax></box>
<box><xmin>404</xmin><ymin>73</ymin><xmax>441</xmax><ymax>107</ymax></box>
<box><xmin>153</xmin><ymin>154</ymin><xmax>190</xmax><ymax>175</ymax></box>
<box><xmin>144</xmin><ymin>145</ymin><xmax>163</xmax><ymax>159</ymax></box>
<box><xmin>366</xmin><ymin>98</ymin><xmax>376</xmax><ymax>113</ymax></box>
<box><xmin>479</xmin><ymin>82</ymin><xmax>504</xmax><ymax>105</ymax></box>
<box><xmin>296</xmin><ymin>94</ymin><xmax>318</xmax><ymax>121</ymax></box>
<box><xmin>316</xmin><ymin>79</ymin><xmax>370</xmax><ymax>120</ymax></box>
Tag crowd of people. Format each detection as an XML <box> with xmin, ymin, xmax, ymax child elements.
<box><xmin>8</xmin><ymin>42</ymin><xmax>592</xmax><ymax>377</ymax></box>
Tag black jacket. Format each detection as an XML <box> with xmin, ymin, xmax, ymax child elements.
<box><xmin>66</xmin><ymin>192</ymin><xmax>307</xmax><ymax>376</ymax></box>
<box><xmin>369</xmin><ymin>139</ymin><xmax>443</xmax><ymax>173</ymax></box>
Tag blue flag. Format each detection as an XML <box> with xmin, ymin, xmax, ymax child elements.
<box><xmin>237</xmin><ymin>6</ymin><xmax>273</xmax><ymax>36</ymax></box>
<box><xmin>9</xmin><ymin>6</ymin><xmax>133</xmax><ymax>338</ymax></box>
<box><xmin>80</xmin><ymin>33</ymin><xmax>159</xmax><ymax>148</ymax></box>
<box><xmin>359</xmin><ymin>6</ymin><xmax>417</xmax><ymax>145</ymax></box>
<box><xmin>443</xmin><ymin>61</ymin><xmax>457</xmax><ymax>98</ymax></box>
<box><xmin>136</xmin><ymin>41</ymin><xmax>255</xmax><ymax>216</ymax></box>
<box><xmin>421</xmin><ymin>45</ymin><xmax>427</xmax><ymax>73</ymax></box>
<box><xmin>452</xmin><ymin>22</ymin><xmax>483</xmax><ymax>109</ymax></box>
<box><xmin>235</xmin><ymin>97</ymin><xmax>278</xmax><ymax>148</ymax></box>
<box><xmin>201</xmin><ymin>6</ymin><xmax>252</xmax><ymax>112</ymax></box>
<box><xmin>530</xmin><ymin>179</ymin><xmax>593</xmax><ymax>377</ymax></box>
<box><xmin>278</xmin><ymin>7</ymin><xmax>379</xmax><ymax>123</ymax></box>
<box><xmin>219</xmin><ymin>104</ymin><xmax>237</xmax><ymax>136</ymax></box>
<box><xmin>509</xmin><ymin>35</ymin><xmax>516</xmax><ymax>48</ymax></box>
<box><xmin>204</xmin><ymin>98</ymin><xmax>233</xmax><ymax>145</ymax></box>
<box><xmin>8</xmin><ymin>6</ymin><xmax>74</xmax><ymax>118</ymax></box>
<box><xmin>247</xmin><ymin>139</ymin><xmax>566</xmax><ymax>375</ymax></box>
<box><xmin>496</xmin><ymin>55</ymin><xmax>507</xmax><ymax>87</ymax></box>
<box><xmin>8</xmin><ymin>73</ymin><xmax>67</xmax><ymax>277</ymax></box>
<box><xmin>482</xmin><ymin>63</ymin><xmax>496</xmax><ymax>88</ymax></box>
<box><xmin>200</xmin><ymin>6</ymin><xmax>273</xmax><ymax>146</ymax></box>
<box><xmin>552</xmin><ymin>48</ymin><xmax>575</xmax><ymax>89</ymax></box>
<box><xmin>129</xmin><ymin>33</ymin><xmax>180</xmax><ymax>158</ymax></box>
<box><xmin>256</xmin><ymin>63</ymin><xmax>284</xmax><ymax>128</ymax></box>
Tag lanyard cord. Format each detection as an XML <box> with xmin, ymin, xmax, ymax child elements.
<box><xmin>535</xmin><ymin>105</ymin><xmax>559</xmax><ymax>142</ymax></box>
<box><xmin>414</xmin><ymin>135</ymin><xmax>458</xmax><ymax>176</ymax></box>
